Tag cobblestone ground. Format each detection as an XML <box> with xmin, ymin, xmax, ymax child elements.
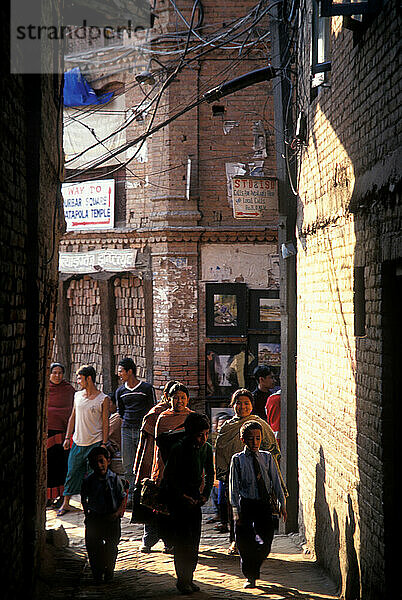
<box><xmin>44</xmin><ymin>497</ymin><xmax>339</xmax><ymax>600</ymax></box>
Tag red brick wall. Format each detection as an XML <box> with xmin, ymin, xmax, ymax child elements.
<box><xmin>67</xmin><ymin>277</ymin><xmax>103</xmax><ymax>384</ymax></box>
<box><xmin>114</xmin><ymin>275</ymin><xmax>146</xmax><ymax>379</ymax></box>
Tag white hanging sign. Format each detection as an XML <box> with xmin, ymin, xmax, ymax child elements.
<box><xmin>61</xmin><ymin>179</ymin><xmax>115</xmax><ymax>231</ymax></box>
<box><xmin>59</xmin><ymin>248</ymin><xmax>138</xmax><ymax>274</ymax></box>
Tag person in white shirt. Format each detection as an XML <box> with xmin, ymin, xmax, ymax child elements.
<box><xmin>57</xmin><ymin>365</ymin><xmax>109</xmax><ymax>516</ymax></box>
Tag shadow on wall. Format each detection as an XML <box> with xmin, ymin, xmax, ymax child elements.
<box><xmin>314</xmin><ymin>446</ymin><xmax>341</xmax><ymax>593</ymax></box>
<box><xmin>345</xmin><ymin>494</ymin><xmax>360</xmax><ymax>600</ymax></box>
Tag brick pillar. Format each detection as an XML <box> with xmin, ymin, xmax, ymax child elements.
<box><xmin>151</xmin><ymin>240</ymin><xmax>200</xmax><ymax>401</ymax></box>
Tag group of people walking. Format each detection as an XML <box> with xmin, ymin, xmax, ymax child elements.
<box><xmin>46</xmin><ymin>358</ymin><xmax>287</xmax><ymax>593</ymax></box>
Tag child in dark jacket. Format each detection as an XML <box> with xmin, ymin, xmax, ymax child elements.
<box><xmin>160</xmin><ymin>413</ymin><xmax>214</xmax><ymax>595</ymax></box>
<box><xmin>81</xmin><ymin>446</ymin><xmax>126</xmax><ymax>584</ymax></box>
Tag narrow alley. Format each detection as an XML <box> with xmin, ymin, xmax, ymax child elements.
<box><xmin>44</xmin><ymin>500</ymin><xmax>338</xmax><ymax>600</ymax></box>
<box><xmin>2</xmin><ymin>2</ymin><xmax>400</xmax><ymax>599</ymax></box>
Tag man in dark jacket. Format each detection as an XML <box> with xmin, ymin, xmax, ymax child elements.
<box><xmin>113</xmin><ymin>358</ymin><xmax>156</xmax><ymax>504</ymax></box>
<box><xmin>252</xmin><ymin>365</ymin><xmax>279</xmax><ymax>420</ymax></box>
<box><xmin>81</xmin><ymin>446</ymin><xmax>126</xmax><ymax>583</ymax></box>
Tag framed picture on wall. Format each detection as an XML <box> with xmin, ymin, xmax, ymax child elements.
<box><xmin>206</xmin><ymin>283</ymin><xmax>247</xmax><ymax>337</ymax></box>
<box><xmin>249</xmin><ymin>289</ymin><xmax>281</xmax><ymax>333</ymax></box>
<box><xmin>205</xmin><ymin>343</ymin><xmax>247</xmax><ymax>399</ymax></box>
<box><xmin>246</xmin><ymin>334</ymin><xmax>281</xmax><ymax>390</ymax></box>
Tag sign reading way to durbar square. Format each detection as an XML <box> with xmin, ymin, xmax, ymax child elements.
<box><xmin>61</xmin><ymin>179</ymin><xmax>115</xmax><ymax>231</ymax></box>
<box><xmin>231</xmin><ymin>176</ymin><xmax>278</xmax><ymax>219</ymax></box>
<box><xmin>59</xmin><ymin>249</ymin><xmax>138</xmax><ymax>274</ymax></box>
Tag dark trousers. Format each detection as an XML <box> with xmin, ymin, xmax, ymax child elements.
<box><xmin>224</xmin><ymin>476</ymin><xmax>235</xmax><ymax>542</ymax></box>
<box><xmin>170</xmin><ymin>502</ymin><xmax>202</xmax><ymax>586</ymax></box>
<box><xmin>218</xmin><ymin>480</ymin><xmax>228</xmax><ymax>526</ymax></box>
<box><xmin>85</xmin><ymin>513</ymin><xmax>121</xmax><ymax>580</ymax></box>
<box><xmin>234</xmin><ymin>497</ymin><xmax>274</xmax><ymax>581</ymax></box>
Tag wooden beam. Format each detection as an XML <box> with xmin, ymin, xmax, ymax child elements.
<box><xmin>56</xmin><ymin>279</ymin><xmax>71</xmax><ymax>381</ymax></box>
<box><xmin>99</xmin><ymin>279</ymin><xmax>117</xmax><ymax>396</ymax></box>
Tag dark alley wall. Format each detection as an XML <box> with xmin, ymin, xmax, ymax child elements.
<box><xmin>0</xmin><ymin>4</ymin><xmax>63</xmax><ymax>597</ymax></box>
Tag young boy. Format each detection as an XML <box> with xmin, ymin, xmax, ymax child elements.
<box><xmin>81</xmin><ymin>446</ymin><xmax>126</xmax><ymax>584</ymax></box>
<box><xmin>229</xmin><ymin>420</ymin><xmax>287</xmax><ymax>589</ymax></box>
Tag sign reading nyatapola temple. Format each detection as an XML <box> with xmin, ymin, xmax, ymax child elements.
<box><xmin>61</xmin><ymin>179</ymin><xmax>115</xmax><ymax>231</ymax></box>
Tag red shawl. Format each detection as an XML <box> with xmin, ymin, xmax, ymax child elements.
<box><xmin>48</xmin><ymin>380</ymin><xmax>75</xmax><ymax>432</ymax></box>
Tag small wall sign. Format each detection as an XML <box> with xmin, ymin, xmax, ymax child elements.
<box><xmin>231</xmin><ymin>176</ymin><xmax>278</xmax><ymax>219</ymax></box>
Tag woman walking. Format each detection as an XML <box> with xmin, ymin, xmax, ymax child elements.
<box><xmin>133</xmin><ymin>380</ymin><xmax>178</xmax><ymax>552</ymax></box>
<box><xmin>215</xmin><ymin>388</ymin><xmax>279</xmax><ymax>554</ymax></box>
<box><xmin>47</xmin><ymin>363</ymin><xmax>75</xmax><ymax>506</ymax></box>
<box><xmin>151</xmin><ymin>383</ymin><xmax>193</xmax><ymax>485</ymax></box>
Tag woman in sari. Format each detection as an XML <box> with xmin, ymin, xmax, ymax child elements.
<box><xmin>151</xmin><ymin>383</ymin><xmax>194</xmax><ymax>485</ymax></box>
<box><xmin>136</xmin><ymin>383</ymin><xmax>193</xmax><ymax>554</ymax></box>
<box><xmin>215</xmin><ymin>388</ymin><xmax>280</xmax><ymax>554</ymax></box>
<box><xmin>133</xmin><ymin>380</ymin><xmax>178</xmax><ymax>552</ymax></box>
<box><xmin>47</xmin><ymin>363</ymin><xmax>75</xmax><ymax>506</ymax></box>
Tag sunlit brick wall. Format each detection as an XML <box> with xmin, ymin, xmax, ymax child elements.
<box><xmin>296</xmin><ymin>1</ymin><xmax>401</xmax><ymax>597</ymax></box>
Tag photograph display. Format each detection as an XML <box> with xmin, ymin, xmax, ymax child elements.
<box><xmin>259</xmin><ymin>298</ymin><xmax>280</xmax><ymax>322</ymax></box>
<box><xmin>249</xmin><ymin>288</ymin><xmax>280</xmax><ymax>331</ymax></box>
<box><xmin>258</xmin><ymin>342</ymin><xmax>281</xmax><ymax>366</ymax></box>
<box><xmin>213</xmin><ymin>294</ymin><xmax>238</xmax><ymax>326</ymax></box>
<box><xmin>206</xmin><ymin>283</ymin><xmax>247</xmax><ymax>337</ymax></box>
<box><xmin>206</xmin><ymin>344</ymin><xmax>246</xmax><ymax>398</ymax></box>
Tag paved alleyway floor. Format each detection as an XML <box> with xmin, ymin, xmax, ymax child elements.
<box><xmin>44</xmin><ymin>497</ymin><xmax>339</xmax><ymax>600</ymax></box>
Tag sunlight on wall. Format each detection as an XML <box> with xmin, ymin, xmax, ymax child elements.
<box><xmin>296</xmin><ymin>100</ymin><xmax>362</xmax><ymax>591</ymax></box>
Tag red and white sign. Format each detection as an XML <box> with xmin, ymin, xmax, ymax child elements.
<box><xmin>62</xmin><ymin>179</ymin><xmax>115</xmax><ymax>231</ymax></box>
<box><xmin>231</xmin><ymin>176</ymin><xmax>278</xmax><ymax>219</ymax></box>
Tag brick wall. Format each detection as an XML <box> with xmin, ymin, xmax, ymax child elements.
<box><xmin>151</xmin><ymin>240</ymin><xmax>200</xmax><ymax>402</ymax></box>
<box><xmin>113</xmin><ymin>275</ymin><xmax>146</xmax><ymax>380</ymax></box>
<box><xmin>0</xmin><ymin>2</ymin><xmax>63</xmax><ymax>595</ymax></box>
<box><xmin>67</xmin><ymin>277</ymin><xmax>103</xmax><ymax>384</ymax></box>
<box><xmin>296</xmin><ymin>1</ymin><xmax>401</xmax><ymax>596</ymax></box>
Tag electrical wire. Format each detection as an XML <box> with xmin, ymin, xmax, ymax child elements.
<box><xmin>64</xmin><ymin>46</ymin><xmax>254</xmax><ymax>168</ymax></box>
<box><xmin>62</xmin><ymin>1</ymin><xmax>290</xmax><ymax>184</ymax></box>
<box><xmin>65</xmin><ymin>48</ymin><xmax>271</xmax><ymax>178</ymax></box>
<box><xmin>66</xmin><ymin>32</ymin><xmax>276</xmax><ymax>168</ymax></box>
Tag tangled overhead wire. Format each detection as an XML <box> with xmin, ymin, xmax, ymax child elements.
<box><xmin>64</xmin><ymin>1</ymin><xmax>295</xmax><ymax>182</ymax></box>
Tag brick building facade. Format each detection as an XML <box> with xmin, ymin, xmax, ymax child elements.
<box><xmin>295</xmin><ymin>1</ymin><xmax>401</xmax><ymax>597</ymax></box>
<box><xmin>57</xmin><ymin>1</ymin><xmax>281</xmax><ymax>414</ymax></box>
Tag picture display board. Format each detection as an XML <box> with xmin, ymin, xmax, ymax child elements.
<box><xmin>205</xmin><ymin>285</ymin><xmax>281</xmax><ymax>400</ymax></box>
<box><xmin>249</xmin><ymin>289</ymin><xmax>281</xmax><ymax>333</ymax></box>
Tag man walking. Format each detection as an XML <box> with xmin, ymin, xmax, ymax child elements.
<box><xmin>113</xmin><ymin>358</ymin><xmax>156</xmax><ymax>505</ymax></box>
<box><xmin>252</xmin><ymin>365</ymin><xmax>279</xmax><ymax>420</ymax></box>
<box><xmin>58</xmin><ymin>365</ymin><xmax>109</xmax><ymax>516</ymax></box>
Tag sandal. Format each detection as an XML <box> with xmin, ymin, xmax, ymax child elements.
<box><xmin>228</xmin><ymin>542</ymin><xmax>238</xmax><ymax>555</ymax></box>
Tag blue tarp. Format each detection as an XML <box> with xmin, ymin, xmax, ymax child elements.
<box><xmin>63</xmin><ymin>67</ymin><xmax>114</xmax><ymax>107</ymax></box>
